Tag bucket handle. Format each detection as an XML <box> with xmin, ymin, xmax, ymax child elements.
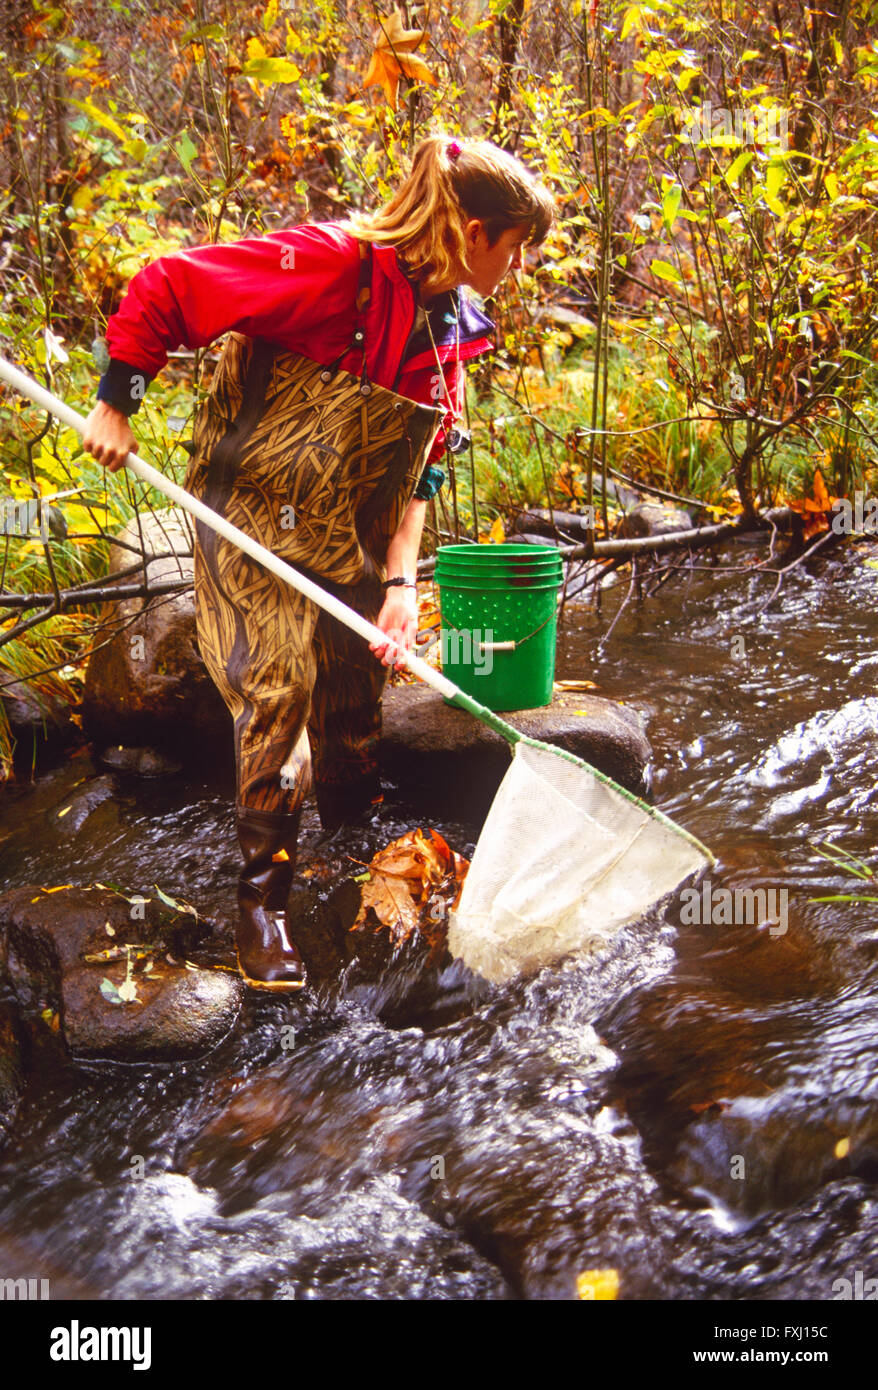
<box><xmin>420</xmin><ymin>608</ymin><xmax>556</xmax><ymax>658</ymax></box>
<box><xmin>477</xmin><ymin>607</ymin><xmax>557</xmax><ymax>654</ymax></box>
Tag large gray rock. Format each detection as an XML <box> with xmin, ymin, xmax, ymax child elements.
<box><xmin>616</xmin><ymin>500</ymin><xmax>694</xmax><ymax>538</ymax></box>
<box><xmin>82</xmin><ymin>508</ymin><xmax>230</xmax><ymax>759</ymax></box>
<box><xmin>379</xmin><ymin>685</ymin><xmax>651</xmax><ymax>821</ymax></box>
<box><xmin>0</xmin><ymin>884</ymin><xmax>241</xmax><ymax>1063</ymax></box>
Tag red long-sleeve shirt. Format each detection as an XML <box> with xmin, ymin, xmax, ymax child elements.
<box><xmin>98</xmin><ymin>222</ymin><xmax>494</xmax><ymax>466</ymax></box>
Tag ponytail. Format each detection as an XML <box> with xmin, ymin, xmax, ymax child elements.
<box><xmin>346</xmin><ymin>135</ymin><xmax>554</xmax><ymax>295</ymax></box>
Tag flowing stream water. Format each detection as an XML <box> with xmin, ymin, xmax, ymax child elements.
<box><xmin>0</xmin><ymin>539</ymin><xmax>876</xmax><ymax>1299</ymax></box>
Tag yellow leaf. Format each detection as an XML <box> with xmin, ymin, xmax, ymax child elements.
<box><xmin>620</xmin><ymin>6</ymin><xmax>642</xmax><ymax>41</ymax></box>
<box><xmin>835</xmin><ymin>1137</ymin><xmax>850</xmax><ymax>1159</ymax></box>
<box><xmin>57</xmin><ymin>806</ymin><xmax>72</xmax><ymax>818</ymax></box>
<box><xmin>676</xmin><ymin>68</ymin><xmax>700</xmax><ymax>92</ymax></box>
<box><xmin>577</xmin><ymin>1268</ymin><xmax>619</xmax><ymax>1300</ymax></box>
<box><xmin>489</xmin><ymin>516</ymin><xmax>505</xmax><ymax>544</ymax></box>
<box><xmin>68</xmin><ymin>97</ymin><xmax>129</xmax><ymax>144</ymax></box>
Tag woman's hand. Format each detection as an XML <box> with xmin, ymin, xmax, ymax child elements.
<box><xmin>369</xmin><ymin>586</ymin><xmax>418</xmax><ymax>670</ymax></box>
<box><xmin>82</xmin><ymin>402</ymin><xmax>136</xmax><ymax>472</ymax></box>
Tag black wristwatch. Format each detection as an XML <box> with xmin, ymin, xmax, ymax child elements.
<box><xmin>383</xmin><ymin>577</ymin><xmax>417</xmax><ymax>590</ymax></box>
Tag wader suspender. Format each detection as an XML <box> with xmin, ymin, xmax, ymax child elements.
<box><xmin>318</xmin><ymin>243</ymin><xmax>374</xmax><ymax>395</ymax></box>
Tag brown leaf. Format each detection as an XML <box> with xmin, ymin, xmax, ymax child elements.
<box><xmin>350</xmin><ymin>829</ymin><xmax>467</xmax><ymax>945</ymax></box>
<box><xmin>356</xmin><ymin>870</ymin><xmax>421</xmax><ymax>943</ymax></box>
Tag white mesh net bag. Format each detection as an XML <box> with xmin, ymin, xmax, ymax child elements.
<box><xmin>447</xmin><ymin>740</ymin><xmax>713</xmax><ymax>984</ymax></box>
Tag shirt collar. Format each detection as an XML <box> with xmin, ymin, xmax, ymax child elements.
<box><xmin>390</xmin><ymin>250</ymin><xmax>496</xmax><ymax>346</ymax></box>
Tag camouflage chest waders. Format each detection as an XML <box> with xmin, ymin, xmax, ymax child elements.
<box><xmin>183</xmin><ymin>267</ymin><xmax>442</xmax><ymax>826</ymax></box>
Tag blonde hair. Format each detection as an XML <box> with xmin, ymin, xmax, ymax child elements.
<box><xmin>346</xmin><ymin>135</ymin><xmax>554</xmax><ymax>296</ymax></box>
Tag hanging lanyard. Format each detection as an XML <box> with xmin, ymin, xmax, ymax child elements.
<box><xmin>424</xmin><ymin>297</ymin><xmax>470</xmax><ymax>455</ymax></box>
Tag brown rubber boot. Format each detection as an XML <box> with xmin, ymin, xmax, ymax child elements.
<box><xmin>235</xmin><ymin>805</ymin><xmax>306</xmax><ymax>991</ymax></box>
<box><xmin>314</xmin><ymin>774</ymin><xmax>382</xmax><ymax>837</ymax></box>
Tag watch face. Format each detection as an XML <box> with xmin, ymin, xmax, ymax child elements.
<box><xmin>446</xmin><ymin>427</ymin><xmax>472</xmax><ymax>455</ymax></box>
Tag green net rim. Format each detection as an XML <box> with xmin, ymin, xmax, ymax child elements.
<box><xmin>446</xmin><ymin>687</ymin><xmax>717</xmax><ymax>868</ymax></box>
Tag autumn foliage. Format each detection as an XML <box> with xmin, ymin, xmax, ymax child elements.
<box><xmin>1</xmin><ymin>0</ymin><xmax>877</xmax><ymax>775</ymax></box>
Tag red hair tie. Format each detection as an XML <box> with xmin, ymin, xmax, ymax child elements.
<box><xmin>447</xmin><ymin>140</ymin><xmax>462</xmax><ymax>161</ymax></box>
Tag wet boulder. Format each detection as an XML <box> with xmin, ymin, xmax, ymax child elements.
<box><xmin>0</xmin><ymin>1002</ymin><xmax>25</xmax><ymax>1139</ymax></box>
<box><xmin>81</xmin><ymin>508</ymin><xmax>231</xmax><ymax>762</ymax></box>
<box><xmin>616</xmin><ymin>500</ymin><xmax>694</xmax><ymax>538</ymax></box>
<box><xmin>60</xmin><ymin>958</ymin><xmax>241</xmax><ymax>1063</ymax></box>
<box><xmin>48</xmin><ymin>773</ymin><xmax>118</xmax><ymax>839</ymax></box>
<box><xmin>0</xmin><ymin>884</ymin><xmax>241</xmax><ymax>1062</ymax></box>
<box><xmin>667</xmin><ymin>1098</ymin><xmax>876</xmax><ymax>1221</ymax></box>
<box><xmin>379</xmin><ymin>685</ymin><xmax>651</xmax><ymax>821</ymax></box>
<box><xmin>0</xmin><ymin>662</ymin><xmax>77</xmax><ymax>767</ymax></box>
<box><xmin>98</xmin><ymin>746</ymin><xmax>183</xmax><ymax>776</ymax></box>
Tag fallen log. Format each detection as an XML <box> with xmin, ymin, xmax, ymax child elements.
<box><xmin>419</xmin><ymin>508</ymin><xmax>798</xmax><ymax>576</ymax></box>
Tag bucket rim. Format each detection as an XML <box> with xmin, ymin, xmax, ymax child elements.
<box><xmin>435</xmin><ymin>558</ymin><xmax>563</xmax><ymax>572</ymax></box>
<box><xmin>435</xmin><ymin>543</ymin><xmax>562</xmax><ymax>559</ymax></box>
<box><xmin>437</xmin><ymin>578</ymin><xmax>563</xmax><ymax>592</ymax></box>
<box><xmin>435</xmin><ymin>555</ymin><xmax>562</xmax><ymax>568</ymax></box>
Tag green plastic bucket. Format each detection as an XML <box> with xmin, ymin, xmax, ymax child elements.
<box><xmin>434</xmin><ymin>544</ymin><xmax>563</xmax><ymax>710</ymax></box>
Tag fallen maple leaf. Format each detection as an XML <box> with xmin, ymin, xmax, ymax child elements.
<box><xmin>356</xmin><ymin>868</ymin><xmax>422</xmax><ymax>943</ymax></box>
<box><xmin>363</xmin><ymin>10</ymin><xmax>435</xmax><ymax>108</ymax></box>
<box><xmin>351</xmin><ymin>828</ymin><xmax>466</xmax><ymax>945</ymax></box>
